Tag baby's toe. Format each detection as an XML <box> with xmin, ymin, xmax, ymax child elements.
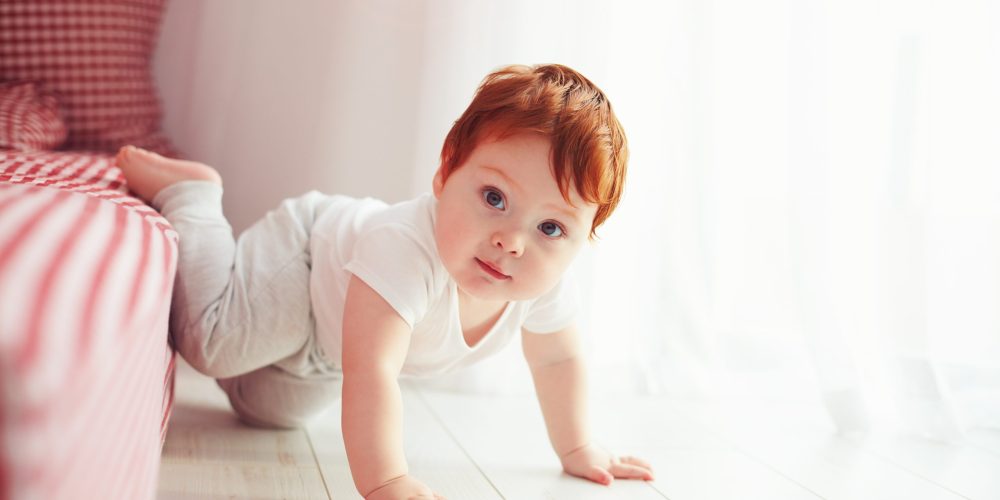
<box><xmin>115</xmin><ymin>146</ymin><xmax>130</xmax><ymax>165</ymax></box>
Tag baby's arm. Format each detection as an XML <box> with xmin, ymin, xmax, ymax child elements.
<box><xmin>341</xmin><ymin>275</ymin><xmax>441</xmax><ymax>499</ymax></box>
<box><xmin>521</xmin><ymin>326</ymin><xmax>655</xmax><ymax>485</ymax></box>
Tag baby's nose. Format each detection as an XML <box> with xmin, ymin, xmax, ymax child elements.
<box><xmin>492</xmin><ymin>230</ymin><xmax>524</xmax><ymax>257</ymax></box>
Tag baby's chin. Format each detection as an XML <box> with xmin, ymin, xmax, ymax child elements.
<box><xmin>456</xmin><ymin>277</ymin><xmax>552</xmax><ymax>303</ymax></box>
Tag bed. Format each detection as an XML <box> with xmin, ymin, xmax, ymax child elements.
<box><xmin>0</xmin><ymin>153</ymin><xmax>177</xmax><ymax>499</ymax></box>
<box><xmin>0</xmin><ymin>1</ymin><xmax>180</xmax><ymax>499</ymax></box>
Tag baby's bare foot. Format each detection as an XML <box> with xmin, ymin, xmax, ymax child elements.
<box><xmin>116</xmin><ymin>145</ymin><xmax>222</xmax><ymax>203</ymax></box>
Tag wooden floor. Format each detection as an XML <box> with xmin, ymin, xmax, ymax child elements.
<box><xmin>158</xmin><ymin>361</ymin><xmax>1000</xmax><ymax>499</ymax></box>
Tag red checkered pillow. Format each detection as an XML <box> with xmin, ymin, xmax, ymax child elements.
<box><xmin>0</xmin><ymin>81</ymin><xmax>68</xmax><ymax>151</ymax></box>
<box><xmin>0</xmin><ymin>0</ymin><xmax>175</xmax><ymax>154</ymax></box>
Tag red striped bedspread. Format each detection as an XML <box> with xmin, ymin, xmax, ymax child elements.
<box><xmin>0</xmin><ymin>151</ymin><xmax>177</xmax><ymax>500</ymax></box>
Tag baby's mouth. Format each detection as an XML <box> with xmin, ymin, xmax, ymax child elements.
<box><xmin>475</xmin><ymin>258</ymin><xmax>511</xmax><ymax>280</ymax></box>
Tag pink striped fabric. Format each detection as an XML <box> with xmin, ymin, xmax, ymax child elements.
<box><xmin>0</xmin><ymin>81</ymin><xmax>67</xmax><ymax>152</ymax></box>
<box><xmin>0</xmin><ymin>0</ymin><xmax>175</xmax><ymax>155</ymax></box>
<box><xmin>0</xmin><ymin>151</ymin><xmax>178</xmax><ymax>500</ymax></box>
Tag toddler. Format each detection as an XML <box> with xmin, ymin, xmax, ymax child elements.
<box><xmin>119</xmin><ymin>64</ymin><xmax>654</xmax><ymax>499</ymax></box>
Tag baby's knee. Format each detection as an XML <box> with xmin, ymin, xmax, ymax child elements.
<box><xmin>180</xmin><ymin>348</ymin><xmax>247</xmax><ymax>380</ymax></box>
<box><xmin>229</xmin><ymin>400</ymin><xmax>313</xmax><ymax>429</ymax></box>
<box><xmin>216</xmin><ymin>368</ymin><xmax>340</xmax><ymax>429</ymax></box>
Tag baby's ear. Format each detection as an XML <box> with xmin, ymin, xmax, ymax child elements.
<box><xmin>432</xmin><ymin>166</ymin><xmax>445</xmax><ymax>198</ymax></box>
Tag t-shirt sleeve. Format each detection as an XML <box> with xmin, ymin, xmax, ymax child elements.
<box><xmin>522</xmin><ymin>275</ymin><xmax>579</xmax><ymax>334</ymax></box>
<box><xmin>343</xmin><ymin>224</ymin><xmax>436</xmax><ymax>329</ymax></box>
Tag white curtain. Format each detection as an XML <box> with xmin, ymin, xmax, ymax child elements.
<box><xmin>157</xmin><ymin>0</ymin><xmax>1000</xmax><ymax>439</ymax></box>
<box><xmin>415</xmin><ymin>0</ymin><xmax>1000</xmax><ymax>441</ymax></box>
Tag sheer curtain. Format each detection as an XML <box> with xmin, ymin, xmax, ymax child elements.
<box><xmin>157</xmin><ymin>0</ymin><xmax>999</xmax><ymax>439</ymax></box>
<box><xmin>419</xmin><ymin>0</ymin><xmax>1000</xmax><ymax>440</ymax></box>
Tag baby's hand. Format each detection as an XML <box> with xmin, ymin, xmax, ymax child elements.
<box><xmin>559</xmin><ymin>443</ymin><xmax>655</xmax><ymax>486</ymax></box>
<box><xmin>363</xmin><ymin>474</ymin><xmax>445</xmax><ymax>500</ymax></box>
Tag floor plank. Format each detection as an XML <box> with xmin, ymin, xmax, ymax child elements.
<box><xmin>964</xmin><ymin>429</ymin><xmax>1000</xmax><ymax>459</ymax></box>
<box><xmin>306</xmin><ymin>381</ymin><xmax>503</xmax><ymax>499</ymax></box>
<box><xmin>667</xmin><ymin>400</ymin><xmax>967</xmax><ymax>500</ymax></box>
<box><xmin>849</xmin><ymin>433</ymin><xmax>1000</xmax><ymax>500</ymax></box>
<box><xmin>641</xmin><ymin>448</ymin><xmax>821</xmax><ymax>500</ymax></box>
<box><xmin>418</xmin><ymin>389</ymin><xmax>688</xmax><ymax>499</ymax></box>
<box><xmin>751</xmin><ymin>401</ymin><xmax>1000</xmax><ymax>500</ymax></box>
<box><xmin>158</xmin><ymin>463</ymin><xmax>329</xmax><ymax>500</ymax></box>
<box><xmin>158</xmin><ymin>363</ymin><xmax>330</xmax><ymax>499</ymax></box>
<box><xmin>588</xmin><ymin>397</ymin><xmax>821</xmax><ymax>500</ymax></box>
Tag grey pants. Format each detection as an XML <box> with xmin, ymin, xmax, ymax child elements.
<box><xmin>153</xmin><ymin>181</ymin><xmax>342</xmax><ymax>429</ymax></box>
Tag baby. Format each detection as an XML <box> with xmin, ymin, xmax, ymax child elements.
<box><xmin>119</xmin><ymin>64</ymin><xmax>653</xmax><ymax>499</ymax></box>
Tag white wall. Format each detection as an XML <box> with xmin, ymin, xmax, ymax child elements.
<box><xmin>154</xmin><ymin>0</ymin><xmax>430</xmax><ymax>233</ymax></box>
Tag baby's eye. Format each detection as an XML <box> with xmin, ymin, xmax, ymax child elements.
<box><xmin>538</xmin><ymin>221</ymin><xmax>565</xmax><ymax>238</ymax></box>
<box><xmin>483</xmin><ymin>188</ymin><xmax>506</xmax><ymax>210</ymax></box>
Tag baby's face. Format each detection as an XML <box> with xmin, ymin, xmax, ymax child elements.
<box><xmin>433</xmin><ymin>133</ymin><xmax>597</xmax><ymax>303</ymax></box>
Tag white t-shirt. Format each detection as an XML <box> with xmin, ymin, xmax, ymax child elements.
<box><xmin>309</xmin><ymin>192</ymin><xmax>577</xmax><ymax>378</ymax></box>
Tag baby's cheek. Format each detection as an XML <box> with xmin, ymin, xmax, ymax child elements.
<box><xmin>526</xmin><ymin>264</ymin><xmax>565</xmax><ymax>297</ymax></box>
<box><xmin>435</xmin><ymin>222</ymin><xmax>468</xmax><ymax>271</ymax></box>
<box><xmin>440</xmin><ymin>218</ymin><xmax>469</xmax><ymax>249</ymax></box>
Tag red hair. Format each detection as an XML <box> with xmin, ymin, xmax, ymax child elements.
<box><xmin>439</xmin><ymin>64</ymin><xmax>628</xmax><ymax>239</ymax></box>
